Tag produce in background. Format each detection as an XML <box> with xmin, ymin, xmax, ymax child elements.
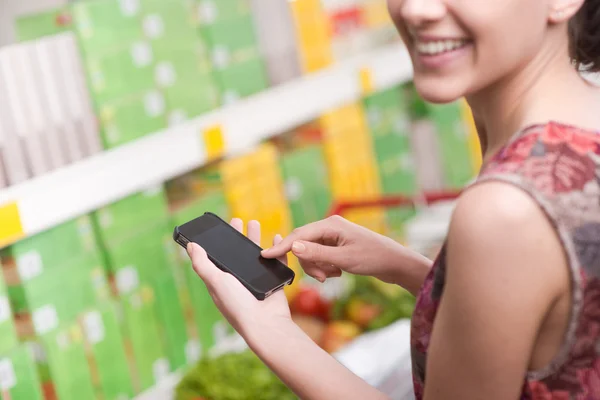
<box><xmin>289</xmin><ymin>275</ymin><xmax>415</xmax><ymax>354</ymax></box>
<box><xmin>175</xmin><ymin>350</ymin><xmax>295</xmax><ymax>400</ymax></box>
<box><xmin>332</xmin><ymin>276</ymin><xmax>415</xmax><ymax>331</ymax></box>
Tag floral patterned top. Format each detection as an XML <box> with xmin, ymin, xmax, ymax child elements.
<box><xmin>411</xmin><ymin>122</ymin><xmax>600</xmax><ymax>399</ymax></box>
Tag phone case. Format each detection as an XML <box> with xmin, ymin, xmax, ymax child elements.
<box><xmin>173</xmin><ymin>212</ymin><xmax>294</xmax><ymax>300</ymax></box>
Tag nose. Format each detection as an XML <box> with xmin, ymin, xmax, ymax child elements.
<box><xmin>396</xmin><ymin>0</ymin><xmax>447</xmax><ymax>26</ymax></box>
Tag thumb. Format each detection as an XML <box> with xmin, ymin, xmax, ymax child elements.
<box><xmin>291</xmin><ymin>240</ymin><xmax>346</xmax><ymax>266</ymax></box>
<box><xmin>187</xmin><ymin>243</ymin><xmax>220</xmax><ymax>283</ymax></box>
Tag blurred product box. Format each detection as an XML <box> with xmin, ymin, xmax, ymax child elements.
<box><xmin>405</xmin><ymin>86</ymin><xmax>446</xmax><ymax>192</ymax></box>
<box><xmin>0</xmin><ymin>45</ymin><xmax>50</xmax><ymax>177</ymax></box>
<box><xmin>220</xmin><ymin>143</ymin><xmax>292</xmax><ymax>248</ymax></box>
<box><xmin>43</xmin><ymin>34</ymin><xmax>98</xmax><ymax>162</ymax></box>
<box><xmin>200</xmin><ymin>14</ymin><xmax>261</xmax><ymax>69</ymax></box>
<box><xmin>16</xmin><ymin>7</ymin><xmax>73</xmax><ymax>41</ymax></box>
<box><xmin>33</xmin><ymin>323</ymin><xmax>97</xmax><ymax>400</ymax></box>
<box><xmin>290</xmin><ymin>0</ymin><xmax>333</xmax><ymax>73</ymax></box>
<box><xmin>97</xmin><ymin>90</ymin><xmax>167</xmax><ymax>149</ymax></box>
<box><xmin>152</xmin><ymin>269</ymin><xmax>193</xmax><ymax>370</ymax></box>
<box><xmin>36</xmin><ymin>38</ymin><xmax>85</xmax><ymax>164</ymax></box>
<box><xmin>214</xmin><ymin>56</ymin><xmax>268</xmax><ymax>104</ymax></box>
<box><xmin>118</xmin><ymin>285</ymin><xmax>170</xmax><ymax>392</ymax></box>
<box><xmin>72</xmin><ymin>0</ymin><xmax>143</xmax><ymax>52</ymax></box>
<box><xmin>364</xmin><ymin>86</ymin><xmax>418</xmax><ymax>195</ymax></box>
<box><xmin>249</xmin><ymin>0</ymin><xmax>302</xmax><ymax>85</ymax></box>
<box><xmin>0</xmin><ymin>276</ymin><xmax>18</xmax><ymax>355</ymax></box>
<box><xmin>183</xmin><ymin>265</ymin><xmax>227</xmax><ymax>353</ymax></box>
<box><xmin>364</xmin><ymin>86</ymin><xmax>418</xmax><ymax>241</ymax></box>
<box><xmin>326</xmin><ymin>3</ymin><xmax>366</xmax><ymax>61</ymax></box>
<box><xmin>29</xmin><ymin>39</ymin><xmax>71</xmax><ymax>169</ymax></box>
<box><xmin>152</xmin><ymin>42</ymin><xmax>212</xmax><ymax>80</ymax></box>
<box><xmin>102</xmin><ymin>226</ymin><xmax>171</xmax><ymax>297</ymax></box>
<box><xmin>194</xmin><ymin>0</ymin><xmax>252</xmax><ymax>24</ymax></box>
<box><xmin>0</xmin><ymin>54</ymin><xmax>30</xmax><ymax>186</ymax></box>
<box><xmin>320</xmin><ymin>103</ymin><xmax>386</xmax><ymax>233</ymax></box>
<box><xmin>4</xmin><ymin>252</ymin><xmax>109</xmax><ymax>333</ymax></box>
<box><xmin>53</xmin><ymin>33</ymin><xmax>104</xmax><ymax>156</ymax></box>
<box><xmin>93</xmin><ymin>187</ymin><xmax>169</xmax><ymax>247</ymax></box>
<box><xmin>0</xmin><ymin>217</ymin><xmax>97</xmax><ymax>276</ymax></box>
<box><xmin>360</xmin><ymin>0</ymin><xmax>393</xmax><ymax>29</ymax></box>
<box><xmin>0</xmin><ymin>344</ymin><xmax>44</xmax><ymax>400</ymax></box>
<box><xmin>169</xmin><ymin>188</ymin><xmax>230</xmax><ymax>227</ymax></box>
<box><xmin>162</xmin><ymin>76</ymin><xmax>219</xmax><ymax>125</ymax></box>
<box><xmin>152</xmin><ymin>36</ymin><xmax>218</xmax><ymax>124</ymax></box>
<box><xmin>79</xmin><ymin>304</ymin><xmax>134</xmax><ymax>400</ymax></box>
<box><xmin>141</xmin><ymin>0</ymin><xmax>199</xmax><ymax>47</ymax></box>
<box><xmin>85</xmin><ymin>41</ymin><xmax>156</xmax><ymax>105</ymax></box>
<box><xmin>425</xmin><ymin>101</ymin><xmax>475</xmax><ymax>189</ymax></box>
<box><xmin>153</xmin><ymin>57</ymin><xmax>218</xmax><ymax>124</ymax></box>
<box><xmin>364</xmin><ymin>86</ymin><xmax>411</xmax><ymax>139</ymax></box>
<box><xmin>1</xmin><ymin>34</ymin><xmax>98</xmax><ymax>166</ymax></box>
<box><xmin>279</xmin><ymin>145</ymin><xmax>332</xmax><ymax>228</ymax></box>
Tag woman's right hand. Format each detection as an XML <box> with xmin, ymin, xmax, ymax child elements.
<box><xmin>261</xmin><ymin>215</ymin><xmax>432</xmax><ymax>294</ymax></box>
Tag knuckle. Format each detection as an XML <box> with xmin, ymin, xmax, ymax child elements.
<box><xmin>328</xmin><ymin>215</ymin><xmax>344</xmax><ymax>224</ymax></box>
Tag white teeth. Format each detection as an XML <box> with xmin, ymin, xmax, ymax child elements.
<box><xmin>416</xmin><ymin>39</ymin><xmax>467</xmax><ymax>55</ymax></box>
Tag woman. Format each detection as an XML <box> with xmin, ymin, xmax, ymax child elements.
<box><xmin>186</xmin><ymin>0</ymin><xmax>600</xmax><ymax>398</ymax></box>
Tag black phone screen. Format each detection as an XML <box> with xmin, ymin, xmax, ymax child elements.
<box><xmin>192</xmin><ymin>223</ymin><xmax>272</xmax><ymax>282</ymax></box>
<box><xmin>183</xmin><ymin>214</ymin><xmax>293</xmax><ymax>292</ymax></box>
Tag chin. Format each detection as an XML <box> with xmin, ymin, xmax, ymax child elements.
<box><xmin>413</xmin><ymin>75</ymin><xmax>467</xmax><ymax>104</ymax></box>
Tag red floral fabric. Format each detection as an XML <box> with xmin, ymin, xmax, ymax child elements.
<box><xmin>411</xmin><ymin>122</ymin><xmax>600</xmax><ymax>399</ymax></box>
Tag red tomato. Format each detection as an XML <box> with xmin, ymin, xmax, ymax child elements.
<box><xmin>319</xmin><ymin>299</ymin><xmax>333</xmax><ymax>322</ymax></box>
<box><xmin>291</xmin><ymin>287</ymin><xmax>324</xmax><ymax>317</ymax></box>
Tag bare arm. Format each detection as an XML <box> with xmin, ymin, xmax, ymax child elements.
<box><xmin>423</xmin><ymin>182</ymin><xmax>568</xmax><ymax>399</ymax></box>
<box><xmin>381</xmin><ymin>239</ymin><xmax>433</xmax><ymax>296</ymax></box>
<box><xmin>247</xmin><ymin>319</ymin><xmax>389</xmax><ymax>400</ymax></box>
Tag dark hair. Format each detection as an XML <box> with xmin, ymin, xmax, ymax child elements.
<box><xmin>568</xmin><ymin>0</ymin><xmax>600</xmax><ymax>72</ymax></box>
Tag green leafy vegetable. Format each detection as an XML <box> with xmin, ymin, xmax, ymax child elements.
<box><xmin>176</xmin><ymin>350</ymin><xmax>296</xmax><ymax>400</ymax></box>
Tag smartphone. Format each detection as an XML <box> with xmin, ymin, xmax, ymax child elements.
<box><xmin>173</xmin><ymin>212</ymin><xmax>295</xmax><ymax>300</ymax></box>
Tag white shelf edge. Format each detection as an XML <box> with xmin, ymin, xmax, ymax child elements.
<box><xmin>0</xmin><ymin>43</ymin><xmax>413</xmax><ymax>245</ymax></box>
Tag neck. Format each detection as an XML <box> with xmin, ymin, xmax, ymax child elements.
<box><xmin>466</xmin><ymin>30</ymin><xmax>598</xmax><ymax>163</ymax></box>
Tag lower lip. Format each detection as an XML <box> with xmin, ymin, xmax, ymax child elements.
<box><xmin>415</xmin><ymin>43</ymin><xmax>472</xmax><ymax>69</ymax></box>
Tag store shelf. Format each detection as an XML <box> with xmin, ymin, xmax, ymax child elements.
<box><xmin>0</xmin><ymin>43</ymin><xmax>412</xmax><ymax>248</ymax></box>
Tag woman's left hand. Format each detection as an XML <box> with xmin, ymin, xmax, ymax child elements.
<box><xmin>186</xmin><ymin>218</ymin><xmax>292</xmax><ymax>339</ymax></box>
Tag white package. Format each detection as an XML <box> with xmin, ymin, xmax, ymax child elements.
<box><xmin>0</xmin><ymin>47</ymin><xmax>31</xmax><ymax>184</ymax></box>
<box><xmin>410</xmin><ymin>120</ymin><xmax>446</xmax><ymax>192</ymax></box>
<box><xmin>0</xmin><ymin>44</ymin><xmax>50</xmax><ymax>177</ymax></box>
<box><xmin>35</xmin><ymin>36</ymin><xmax>85</xmax><ymax>164</ymax></box>
<box><xmin>54</xmin><ymin>33</ymin><xmax>102</xmax><ymax>156</ymax></box>
<box><xmin>249</xmin><ymin>0</ymin><xmax>301</xmax><ymax>85</ymax></box>
<box><xmin>30</xmin><ymin>38</ymin><xmax>69</xmax><ymax>169</ymax></box>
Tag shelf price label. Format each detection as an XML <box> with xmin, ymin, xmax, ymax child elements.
<box><xmin>203</xmin><ymin>124</ymin><xmax>225</xmax><ymax>161</ymax></box>
<box><xmin>0</xmin><ymin>202</ymin><xmax>24</xmax><ymax>247</ymax></box>
<box><xmin>359</xmin><ymin>67</ymin><xmax>374</xmax><ymax>95</ymax></box>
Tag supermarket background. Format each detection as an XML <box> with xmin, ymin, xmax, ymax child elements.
<box><xmin>0</xmin><ymin>0</ymin><xmax>483</xmax><ymax>399</ymax></box>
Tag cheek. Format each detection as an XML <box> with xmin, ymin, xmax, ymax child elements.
<box><xmin>386</xmin><ymin>0</ymin><xmax>411</xmax><ymax>45</ymax></box>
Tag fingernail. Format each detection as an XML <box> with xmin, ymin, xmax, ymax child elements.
<box><xmin>187</xmin><ymin>243</ymin><xmax>194</xmax><ymax>256</ymax></box>
<box><xmin>292</xmin><ymin>241</ymin><xmax>305</xmax><ymax>254</ymax></box>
